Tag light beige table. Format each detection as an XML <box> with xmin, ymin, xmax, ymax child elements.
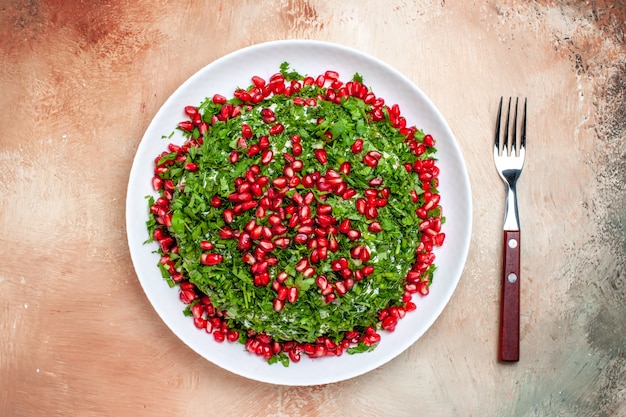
<box><xmin>1</xmin><ymin>1</ymin><xmax>624</xmax><ymax>416</ymax></box>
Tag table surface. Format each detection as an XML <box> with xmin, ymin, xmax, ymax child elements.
<box><xmin>1</xmin><ymin>1</ymin><xmax>625</xmax><ymax>416</ymax></box>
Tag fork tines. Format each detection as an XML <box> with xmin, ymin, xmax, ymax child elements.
<box><xmin>494</xmin><ymin>97</ymin><xmax>527</xmax><ymax>157</ymax></box>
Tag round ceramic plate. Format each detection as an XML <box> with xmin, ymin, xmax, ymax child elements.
<box><xmin>126</xmin><ymin>39</ymin><xmax>472</xmax><ymax>386</ymax></box>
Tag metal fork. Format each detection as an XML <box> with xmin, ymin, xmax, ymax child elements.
<box><xmin>493</xmin><ymin>97</ymin><xmax>526</xmax><ymax>362</ymax></box>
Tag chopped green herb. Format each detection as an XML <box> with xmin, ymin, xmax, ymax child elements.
<box><xmin>145</xmin><ymin>65</ymin><xmax>445</xmax><ymax>364</ymax></box>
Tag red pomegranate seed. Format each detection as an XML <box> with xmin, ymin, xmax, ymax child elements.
<box><xmin>433</xmin><ymin>233</ymin><xmax>445</xmax><ymax>246</ymax></box>
<box><xmin>347</xmin><ymin>229</ymin><xmax>361</xmax><ymax>241</ymax></box>
<box><xmin>350</xmin><ymin>139</ymin><xmax>363</xmax><ymax>154</ymax></box>
<box><xmin>355</xmin><ymin>198</ymin><xmax>367</xmax><ymax>214</ymax></box>
<box><xmin>275</xmin><ymin>285</ymin><xmax>288</xmax><ymax>301</ymax></box>
<box><xmin>200</xmin><ymin>240</ymin><xmax>214</xmax><ymax>250</ymax></box>
<box><xmin>295</xmin><ymin>258</ymin><xmax>309</xmax><ymax>273</ymax></box>
<box><xmin>178</xmin><ymin>121</ymin><xmax>193</xmax><ymax>132</ymax></box>
<box><xmin>314</xmin><ymin>149</ymin><xmax>328</xmax><ymax>164</ymax></box>
<box><xmin>324</xmin><ymin>70</ymin><xmax>339</xmax><ymax>80</ymax></box>
<box><xmin>363</xmin><ymin>153</ymin><xmax>378</xmax><ymax>168</ymax></box>
<box><xmin>293</xmin><ymin>234</ymin><xmax>308</xmax><ymax>246</ymax></box>
<box><xmin>362</xmin><ymin>265</ymin><xmax>374</xmax><ymax>276</ymax></box>
<box><xmin>256</xmin><ymin>135</ymin><xmax>269</xmax><ymax>149</ymax></box>
<box><xmin>272</xmin><ymin>177</ymin><xmax>287</xmax><ymax>188</ymax></box>
<box><xmin>354</xmin><ymin>269</ymin><xmax>364</xmax><ymax>282</ymax></box>
<box><xmin>405</xmin><ymin>301</ymin><xmax>417</xmax><ymax>312</ymax></box>
<box><xmin>241</xmin><ymin>123</ymin><xmax>253</xmax><ymax>139</ymax></box>
<box><xmin>258</xmin><ymin>240</ymin><xmax>275</xmax><ymax>252</ymax></box>
<box><xmin>274</xmin><ymin>237</ymin><xmax>291</xmax><ymax>249</ymax></box>
<box><xmin>360</xmin><ymin>246</ymin><xmax>371</xmax><ymax>262</ymax></box>
<box><xmin>269</xmin><ymin>124</ymin><xmax>284</xmax><ymax>135</ymax></box>
<box><xmin>316</xmin><ymin>275</ymin><xmax>328</xmax><ymax>289</ymax></box>
<box><xmin>200</xmin><ymin>253</ymin><xmax>223</xmax><ymax>265</ymax></box>
<box><xmin>287</xmin><ymin>286</ymin><xmax>299</xmax><ymax>303</ymax></box>
<box><xmin>219</xmin><ymin>228</ymin><xmax>233</xmax><ymax>239</ymax></box>
<box><xmin>338</xmin><ymin>218</ymin><xmax>351</xmax><ymax>234</ymax></box>
<box><xmin>368</xmin><ymin>222</ymin><xmax>382</xmax><ymax>233</ymax></box>
<box><xmin>271</xmin><ymin>298</ymin><xmax>284</xmax><ymax>313</ymax></box>
<box><xmin>382</xmin><ymin>316</ymin><xmax>397</xmax><ymax>331</ymax></box>
<box><xmin>212</xmin><ymin>94</ymin><xmax>227</xmax><ymax>104</ymax></box>
<box><xmin>222</xmin><ymin>209</ymin><xmax>234</xmax><ymax>224</ymax></box>
<box><xmin>331</xmin><ymin>259</ymin><xmax>343</xmax><ymax>272</ymax></box>
<box><xmin>251</xmin><ymin>75</ymin><xmax>266</xmax><ymax>88</ymax></box>
<box><xmin>237</xmin><ymin>233</ymin><xmax>252</xmax><ymax>251</ymax></box>
<box><xmin>184</xmin><ymin>106</ymin><xmax>198</xmax><ymax>118</ymax></box>
<box><xmin>261</xmin><ymin>150</ymin><xmax>273</xmax><ymax>165</ymax></box>
<box><xmin>289</xmin><ymin>141</ymin><xmax>302</xmax><ymax>156</ymax></box>
<box><xmin>350</xmin><ymin>245</ymin><xmax>363</xmax><ymax>259</ymax></box>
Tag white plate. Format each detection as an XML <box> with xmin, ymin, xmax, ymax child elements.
<box><xmin>126</xmin><ymin>40</ymin><xmax>472</xmax><ymax>386</ymax></box>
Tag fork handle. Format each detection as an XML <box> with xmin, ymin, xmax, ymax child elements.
<box><xmin>498</xmin><ymin>230</ymin><xmax>520</xmax><ymax>362</ymax></box>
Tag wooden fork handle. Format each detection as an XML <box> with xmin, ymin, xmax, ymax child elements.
<box><xmin>498</xmin><ymin>230</ymin><xmax>520</xmax><ymax>362</ymax></box>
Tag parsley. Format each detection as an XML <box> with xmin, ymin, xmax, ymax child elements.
<box><xmin>146</xmin><ymin>64</ymin><xmax>443</xmax><ymax>363</ymax></box>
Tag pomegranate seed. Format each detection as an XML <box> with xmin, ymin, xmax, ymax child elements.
<box><xmin>184</xmin><ymin>106</ymin><xmax>199</xmax><ymax>118</ymax></box>
<box><xmin>276</xmin><ymin>285</ymin><xmax>288</xmax><ymax>301</ymax></box>
<box><xmin>328</xmin><ymin>238</ymin><xmax>339</xmax><ymax>252</ymax></box>
<box><xmin>324</xmin><ymin>293</ymin><xmax>336</xmax><ymax>304</ymax></box>
<box><xmin>251</xmin><ymin>75</ymin><xmax>266</xmax><ymax>88</ymax></box>
<box><xmin>324</xmin><ymin>70</ymin><xmax>339</xmax><ymax>80</ymax></box>
<box><xmin>316</xmin><ymin>275</ymin><xmax>328</xmax><ymax>290</ymax></box>
<box><xmin>272</xmin><ymin>177</ymin><xmax>287</xmax><ymax>188</ymax></box>
<box><xmin>258</xmin><ymin>135</ymin><xmax>270</xmax><ymax>149</ymax></box>
<box><xmin>433</xmin><ymin>233</ymin><xmax>446</xmax><ymax>246</ymax></box>
<box><xmin>227</xmin><ymin>330</ymin><xmax>240</xmax><ymax>342</ymax></box>
<box><xmin>350</xmin><ymin>139</ymin><xmax>364</xmax><ymax>154</ymax></box>
<box><xmin>183</xmin><ymin>162</ymin><xmax>198</xmax><ymax>171</ymax></box>
<box><xmin>314</xmin><ymin>149</ymin><xmax>328</xmax><ymax>164</ymax></box>
<box><xmin>368</xmin><ymin>222</ymin><xmax>382</xmax><ymax>233</ymax></box>
<box><xmin>342</xmin><ymin>188</ymin><xmax>357</xmax><ymax>200</ymax></box>
<box><xmin>241</xmin><ymin>123</ymin><xmax>253</xmax><ymax>139</ymax></box>
<box><xmin>382</xmin><ymin>316</ymin><xmax>397</xmax><ymax>331</ymax></box>
<box><xmin>331</xmin><ymin>260</ymin><xmax>343</xmax><ymax>272</ymax></box>
<box><xmin>258</xmin><ymin>240</ymin><xmax>275</xmax><ymax>252</ymax></box>
<box><xmin>178</xmin><ymin>121</ymin><xmax>193</xmax><ymax>132</ymax></box>
<box><xmin>360</xmin><ymin>246</ymin><xmax>371</xmax><ymax>262</ymax></box>
<box><xmin>338</xmin><ymin>218</ymin><xmax>351</xmax><ymax>234</ymax></box>
<box><xmin>247</xmin><ymin>144</ymin><xmax>261</xmax><ymax>157</ymax></box>
<box><xmin>261</xmin><ymin>150</ymin><xmax>274</xmax><ymax>165</ymax></box>
<box><xmin>287</xmin><ymin>286</ymin><xmax>299</xmax><ymax>303</ymax></box>
<box><xmin>347</xmin><ymin>229</ymin><xmax>361</xmax><ymax>241</ymax></box>
<box><xmin>200</xmin><ymin>253</ymin><xmax>223</xmax><ymax>265</ymax></box>
<box><xmin>213</xmin><ymin>330</ymin><xmax>226</xmax><ymax>342</ymax></box>
<box><xmin>363</xmin><ymin>153</ymin><xmax>378</xmax><ymax>168</ymax></box>
<box><xmin>316</xmin><ymin>204</ymin><xmax>331</xmax><ymax>215</ymax></box>
<box><xmin>269</xmin><ymin>123</ymin><xmax>284</xmax><ymax>135</ymax></box>
<box><xmin>273</xmin><ymin>298</ymin><xmax>284</xmax><ymax>312</ymax></box>
<box><xmin>223</xmin><ymin>209</ymin><xmax>234</xmax><ymax>224</ymax></box>
<box><xmin>355</xmin><ymin>198</ymin><xmax>367</xmax><ymax>214</ymax></box>
<box><xmin>295</xmin><ymin>258</ymin><xmax>308</xmax><ymax>273</ymax></box>
<box><xmin>219</xmin><ymin>228</ymin><xmax>233</xmax><ymax>239</ymax></box>
<box><xmin>212</xmin><ymin>94</ymin><xmax>227</xmax><ymax>104</ymax></box>
<box><xmin>238</xmin><ymin>233</ymin><xmax>252</xmax><ymax>251</ymax></box>
<box><xmin>200</xmin><ymin>240</ymin><xmax>214</xmax><ymax>250</ymax></box>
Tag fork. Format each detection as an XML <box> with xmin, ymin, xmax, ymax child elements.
<box><xmin>493</xmin><ymin>97</ymin><xmax>526</xmax><ymax>362</ymax></box>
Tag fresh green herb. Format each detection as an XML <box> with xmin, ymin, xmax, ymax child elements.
<box><xmin>145</xmin><ymin>64</ymin><xmax>445</xmax><ymax>363</ymax></box>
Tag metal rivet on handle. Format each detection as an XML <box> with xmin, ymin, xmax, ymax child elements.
<box><xmin>508</xmin><ymin>273</ymin><xmax>517</xmax><ymax>283</ymax></box>
<box><xmin>508</xmin><ymin>238</ymin><xmax>518</xmax><ymax>249</ymax></box>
